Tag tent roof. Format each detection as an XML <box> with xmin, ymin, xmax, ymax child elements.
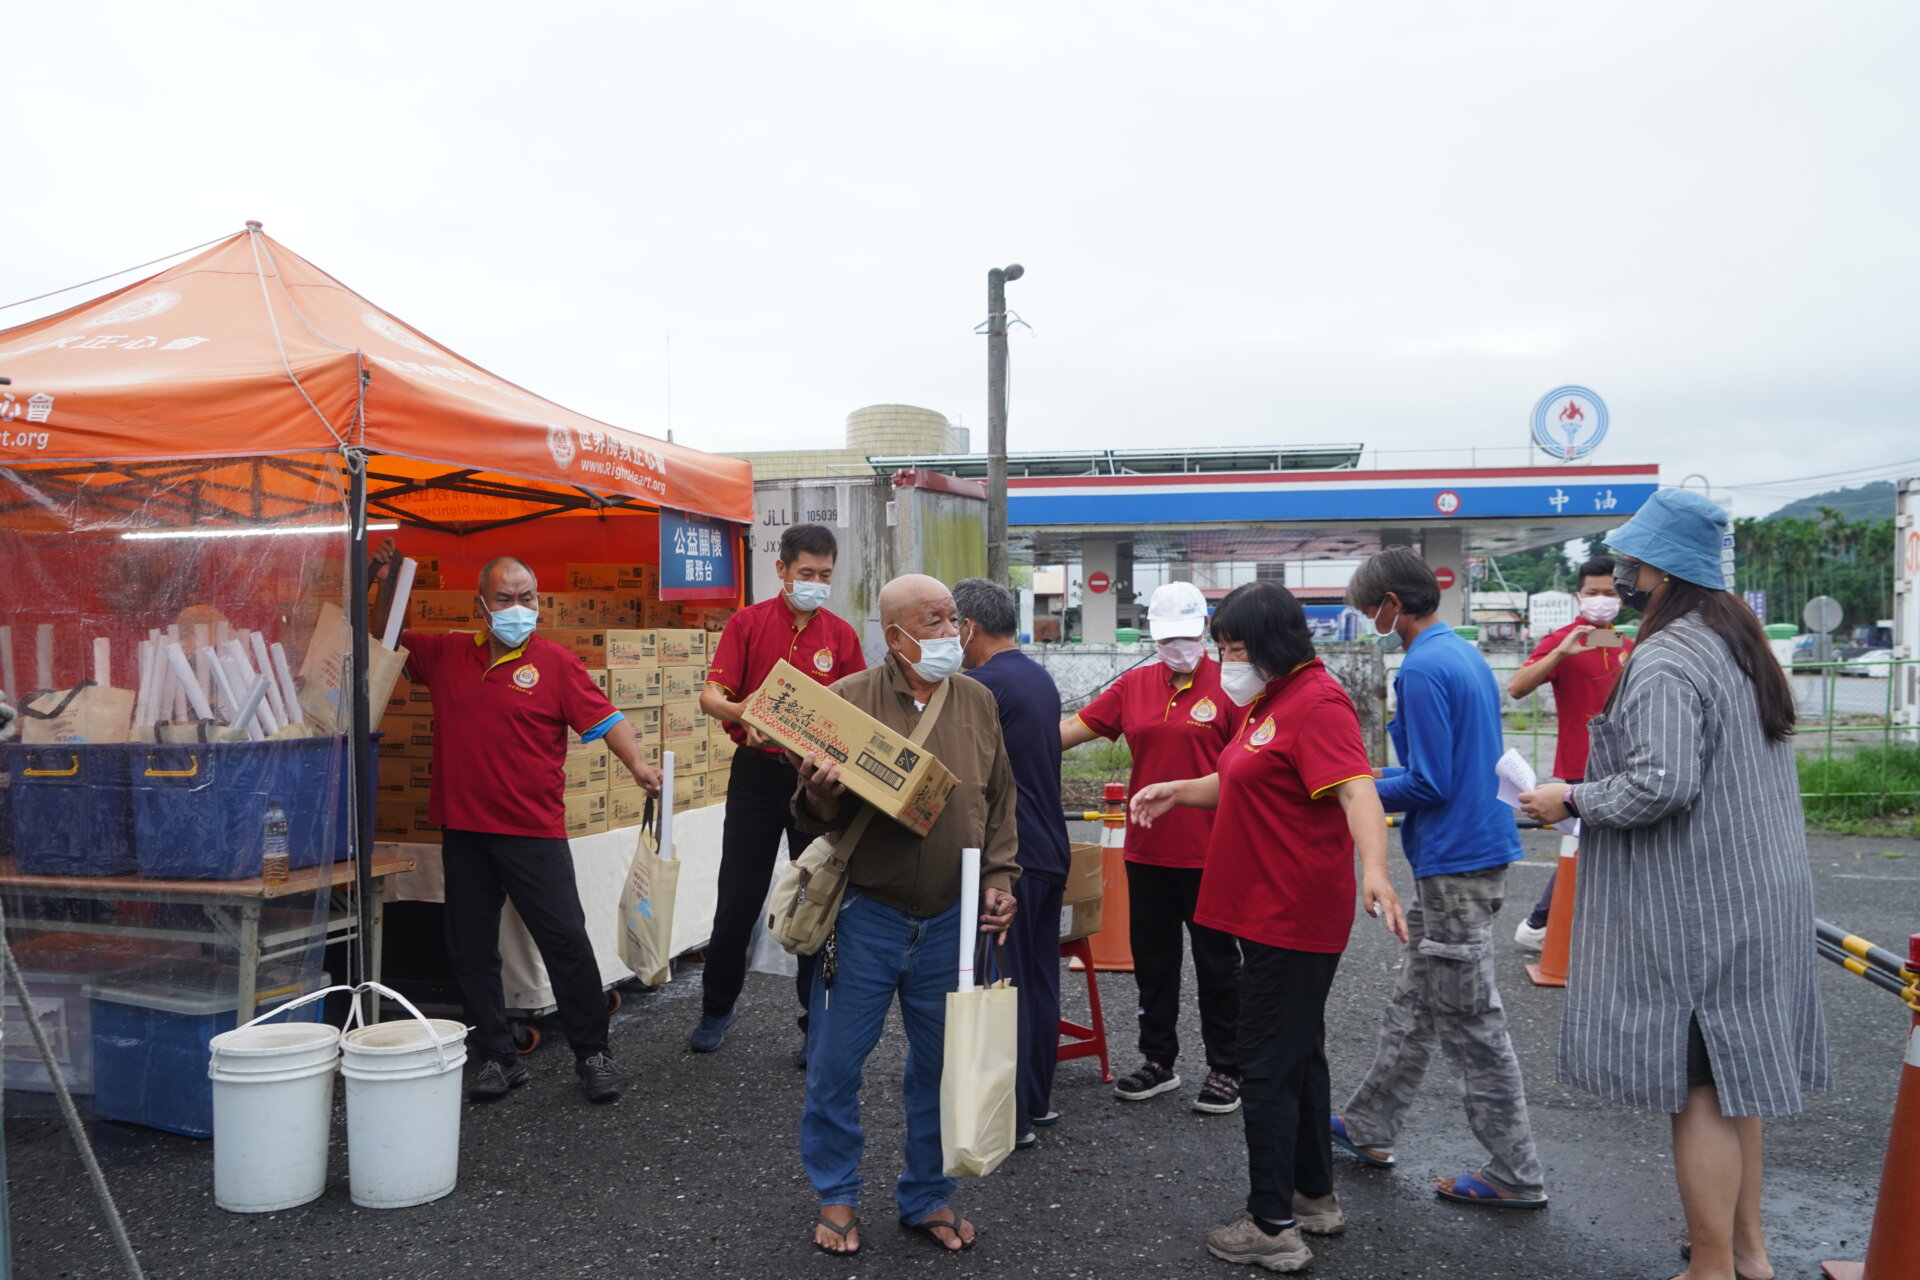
<box><xmin>0</xmin><ymin>227</ymin><xmax>752</xmax><ymax>526</ymax></box>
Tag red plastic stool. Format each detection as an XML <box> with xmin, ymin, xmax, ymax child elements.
<box><xmin>1057</xmin><ymin>937</ymin><xmax>1113</xmax><ymax>1082</ymax></box>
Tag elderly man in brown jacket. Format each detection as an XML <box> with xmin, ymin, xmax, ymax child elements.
<box><xmin>792</xmin><ymin>574</ymin><xmax>1021</xmax><ymax>1258</ymax></box>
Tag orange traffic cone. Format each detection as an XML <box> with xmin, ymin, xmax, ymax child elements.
<box><xmin>1822</xmin><ymin>933</ymin><xmax>1920</xmax><ymax>1280</ymax></box>
<box><xmin>1525</xmin><ymin>834</ymin><xmax>1580</xmax><ymax>988</ymax></box>
<box><xmin>1086</xmin><ymin>782</ymin><xmax>1135</xmax><ymax>972</ymax></box>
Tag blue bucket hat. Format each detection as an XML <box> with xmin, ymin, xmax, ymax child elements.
<box><xmin>1607</xmin><ymin>488</ymin><xmax>1729</xmax><ymax>590</ymax></box>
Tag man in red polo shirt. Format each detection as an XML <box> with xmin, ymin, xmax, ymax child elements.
<box><xmin>1504</xmin><ymin>555</ymin><xmax>1632</xmax><ymax>948</ymax></box>
<box><xmin>694</xmin><ymin>523</ymin><xmax>866</xmax><ymax>1059</ymax></box>
<box><xmin>1062</xmin><ymin>582</ymin><xmax>1242</xmax><ymax>1114</ymax></box>
<box><xmin>372</xmin><ymin>543</ymin><xmax>660</xmax><ymax>1105</ymax></box>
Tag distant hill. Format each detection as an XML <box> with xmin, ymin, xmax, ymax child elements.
<box><xmin>1766</xmin><ymin>481</ymin><xmax>1896</xmax><ymax>522</ymax></box>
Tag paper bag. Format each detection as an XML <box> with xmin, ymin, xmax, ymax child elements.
<box><xmin>618</xmin><ymin>800</ymin><xmax>679</xmax><ymax>987</ymax></box>
<box><xmin>20</xmin><ymin>682</ymin><xmax>136</xmax><ymax>744</ymax></box>
<box><xmin>297</xmin><ymin>602</ymin><xmax>409</xmax><ymax>734</ymax></box>
<box><xmin>941</xmin><ymin>976</ymin><xmax>1019</xmax><ymax>1177</ymax></box>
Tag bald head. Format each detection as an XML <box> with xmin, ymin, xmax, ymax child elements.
<box><xmin>879</xmin><ymin>574</ymin><xmax>952</xmax><ymax>629</ymax></box>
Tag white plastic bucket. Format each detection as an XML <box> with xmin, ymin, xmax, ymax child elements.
<box><xmin>339</xmin><ymin>983</ymin><xmax>469</xmax><ymax>1209</ymax></box>
<box><xmin>208</xmin><ymin>985</ymin><xmax>349</xmax><ymax>1214</ymax></box>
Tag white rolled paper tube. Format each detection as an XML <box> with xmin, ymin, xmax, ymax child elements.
<box><xmin>164</xmin><ymin>643</ymin><xmax>214</xmax><ymax>721</ymax></box>
<box><xmin>659</xmin><ymin>750</ymin><xmax>676</xmax><ymax>861</ymax></box>
<box><xmin>958</xmin><ymin>847</ymin><xmax>981</xmax><ymax>991</ymax></box>
<box><xmin>220</xmin><ymin>653</ymin><xmax>276</xmax><ymax>736</ymax></box>
<box><xmin>193</xmin><ymin>624</ymin><xmax>210</xmax><ymax>655</ymax></box>
<box><xmin>0</xmin><ymin>625</ymin><xmax>14</xmax><ymax>700</ymax></box>
<box><xmin>382</xmin><ymin>557</ymin><xmax>417</xmax><ymax>651</ymax></box>
<box><xmin>203</xmin><ymin>648</ymin><xmax>240</xmax><ymax>721</ymax></box>
<box><xmin>215</xmin><ymin>620</ymin><xmax>230</xmax><ymax>647</ymax></box>
<box><xmin>232</xmin><ymin>676</ymin><xmax>272</xmax><ymax>742</ymax></box>
<box><xmin>248</xmin><ymin>632</ymin><xmax>289</xmax><ymax>724</ymax></box>
<box><xmin>36</xmin><ymin>624</ymin><xmax>53</xmax><ymax>692</ymax></box>
<box><xmin>93</xmin><ymin>638</ymin><xmax>110</xmax><ymax>688</ymax></box>
<box><xmin>270</xmin><ymin>643</ymin><xmax>303</xmax><ymax>727</ymax></box>
<box><xmin>134</xmin><ymin>640</ymin><xmax>155</xmax><ymax>725</ymax></box>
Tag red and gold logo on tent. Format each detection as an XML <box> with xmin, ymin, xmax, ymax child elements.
<box><xmin>512</xmin><ymin>664</ymin><xmax>541</xmax><ymax>691</ymax></box>
<box><xmin>1248</xmin><ymin>717</ymin><xmax>1277</xmax><ymax>748</ymax></box>
<box><xmin>1190</xmin><ymin>697</ymin><xmax>1218</xmax><ymax>724</ymax></box>
<box><xmin>812</xmin><ymin>648</ymin><xmax>834</xmax><ymax>674</ymax></box>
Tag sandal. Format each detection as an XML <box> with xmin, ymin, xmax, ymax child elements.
<box><xmin>811</xmin><ymin>1211</ymin><xmax>861</xmax><ymax>1257</ymax></box>
<box><xmin>1435</xmin><ymin>1171</ymin><xmax>1549</xmax><ymax>1209</ymax></box>
<box><xmin>906</xmin><ymin>1208</ymin><xmax>977</xmax><ymax>1251</ymax></box>
<box><xmin>1330</xmin><ymin>1116</ymin><xmax>1396</xmax><ymax>1168</ymax></box>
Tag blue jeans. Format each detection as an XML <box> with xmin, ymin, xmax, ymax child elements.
<box><xmin>800</xmin><ymin>891</ymin><xmax>960</xmax><ymax>1223</ymax></box>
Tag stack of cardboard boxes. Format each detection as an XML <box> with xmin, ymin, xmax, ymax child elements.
<box><xmin>373</xmin><ymin>562</ymin><xmax>736</xmax><ymax>845</ymax></box>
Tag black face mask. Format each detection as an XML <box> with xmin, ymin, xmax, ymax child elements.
<box><xmin>1613</xmin><ymin>561</ymin><xmax>1652</xmax><ymax>611</ymax></box>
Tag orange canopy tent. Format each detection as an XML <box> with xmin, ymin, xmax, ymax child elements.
<box><xmin>0</xmin><ymin>222</ymin><xmax>751</xmax><ymax>532</ymax></box>
<box><xmin>0</xmin><ymin>225</ymin><xmax>753</xmax><ymax>977</ymax></box>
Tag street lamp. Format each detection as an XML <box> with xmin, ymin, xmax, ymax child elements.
<box><xmin>985</xmin><ymin>263</ymin><xmax>1023</xmax><ymax>585</ymax></box>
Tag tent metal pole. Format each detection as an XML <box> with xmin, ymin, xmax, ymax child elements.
<box><xmin>347</xmin><ymin>453</ymin><xmax>377</xmax><ymax>1014</ymax></box>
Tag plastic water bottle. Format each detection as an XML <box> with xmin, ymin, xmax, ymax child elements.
<box><xmin>261</xmin><ymin>801</ymin><xmax>290</xmax><ymax>884</ymax></box>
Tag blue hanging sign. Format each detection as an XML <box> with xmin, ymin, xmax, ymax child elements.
<box><xmin>659</xmin><ymin>509</ymin><xmax>738</xmax><ymax>601</ymax></box>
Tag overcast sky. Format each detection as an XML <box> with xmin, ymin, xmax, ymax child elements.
<box><xmin>6</xmin><ymin>2</ymin><xmax>1915</xmax><ymax>515</ymax></box>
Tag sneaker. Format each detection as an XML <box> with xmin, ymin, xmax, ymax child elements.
<box><xmin>576</xmin><ymin>1052</ymin><xmax>624</xmax><ymax>1103</ymax></box>
<box><xmin>467</xmin><ymin>1057</ymin><xmax>530</xmax><ymax>1102</ymax></box>
<box><xmin>1031</xmin><ymin>1110</ymin><xmax>1062</xmax><ymax>1128</ymax></box>
<box><xmin>1292</xmin><ymin>1192</ymin><xmax>1346</xmax><ymax>1236</ymax></box>
<box><xmin>1114</xmin><ymin>1060</ymin><xmax>1181</xmax><ymax>1101</ymax></box>
<box><xmin>1193</xmin><ymin>1070</ymin><xmax>1243</xmax><ymax>1114</ymax></box>
<box><xmin>1015</xmin><ymin>1130</ymin><xmax>1038</xmax><ymax>1150</ymax></box>
<box><xmin>1514</xmin><ymin>919</ymin><xmax>1549</xmax><ymax>951</ymax></box>
<box><xmin>1204</xmin><ymin>1212</ymin><xmax>1312</xmax><ymax>1272</ymax></box>
<box><xmin>688</xmin><ymin>1007</ymin><xmax>738</xmax><ymax>1053</ymax></box>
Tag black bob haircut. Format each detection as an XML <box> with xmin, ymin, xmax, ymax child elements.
<box><xmin>779</xmin><ymin>523</ymin><xmax>838</xmax><ymax>565</ymax></box>
<box><xmin>1576</xmin><ymin>555</ymin><xmax>1616</xmax><ymax>582</ymax></box>
<box><xmin>1210</xmin><ymin>581</ymin><xmax>1315</xmax><ymax>677</ymax></box>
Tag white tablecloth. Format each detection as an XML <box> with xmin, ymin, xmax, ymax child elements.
<box><xmin>378</xmin><ymin>802</ymin><xmax>730</xmax><ymax>1013</ymax></box>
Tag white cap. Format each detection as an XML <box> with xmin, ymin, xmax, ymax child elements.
<box><xmin>1147</xmin><ymin>581</ymin><xmax>1209</xmax><ymax>641</ymax></box>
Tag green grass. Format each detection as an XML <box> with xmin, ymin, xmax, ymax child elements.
<box><xmin>1062</xmin><ymin>738</ymin><xmax>1132</xmax><ymax>784</ymax></box>
<box><xmin>1798</xmin><ymin>745</ymin><xmax>1920</xmax><ymax>834</ymax></box>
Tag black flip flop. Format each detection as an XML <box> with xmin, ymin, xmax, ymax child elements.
<box><xmin>906</xmin><ymin>1211</ymin><xmax>977</xmax><ymax>1251</ymax></box>
<box><xmin>811</xmin><ymin>1212</ymin><xmax>861</xmax><ymax>1257</ymax></box>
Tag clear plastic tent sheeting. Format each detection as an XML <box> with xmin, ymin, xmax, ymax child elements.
<box><xmin>0</xmin><ymin>453</ymin><xmax>357</xmax><ymax>1138</ymax></box>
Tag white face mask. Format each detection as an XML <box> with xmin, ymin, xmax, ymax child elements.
<box><xmin>894</xmin><ymin>626</ymin><xmax>964</xmax><ymax>683</ymax></box>
<box><xmin>787</xmin><ymin>580</ymin><xmax>830</xmax><ymax>613</ymax></box>
<box><xmin>1219</xmin><ymin>661</ymin><xmax>1268</xmax><ymax>706</ymax></box>
<box><xmin>1578</xmin><ymin>594</ymin><xmax>1621</xmax><ymax>624</ymax></box>
<box><xmin>1158</xmin><ymin>638</ymin><xmax>1205</xmax><ymax>673</ymax></box>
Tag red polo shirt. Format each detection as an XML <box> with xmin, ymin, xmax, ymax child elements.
<box><xmin>1521</xmin><ymin>623</ymin><xmax>1633</xmax><ymax>780</ymax></box>
<box><xmin>1193</xmin><ymin>659</ymin><xmax>1375</xmax><ymax>954</ymax></box>
<box><xmin>705</xmin><ymin>594</ymin><xmax>866</xmax><ymax>750</ymax></box>
<box><xmin>1077</xmin><ymin>657</ymin><xmax>1235</xmax><ymax>867</ymax></box>
<box><xmin>403</xmin><ymin>630</ymin><xmax>621</xmax><ymax>839</ymax></box>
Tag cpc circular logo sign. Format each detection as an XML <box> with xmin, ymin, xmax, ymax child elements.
<box><xmin>83</xmin><ymin>290</ymin><xmax>182</xmax><ymax>329</ymax></box>
<box><xmin>546</xmin><ymin>423</ymin><xmax>577</xmax><ymax>470</ymax></box>
<box><xmin>512</xmin><ymin>664</ymin><xmax>540</xmax><ymax>690</ymax></box>
<box><xmin>812</xmin><ymin>647</ymin><xmax>834</xmax><ymax>674</ymax></box>
<box><xmin>1434</xmin><ymin>490</ymin><xmax>1462</xmax><ymax>515</ymax></box>
<box><xmin>1248</xmin><ymin>717</ymin><xmax>1277</xmax><ymax>748</ymax></box>
<box><xmin>1531</xmin><ymin>385</ymin><xmax>1609</xmax><ymax>460</ymax></box>
<box><xmin>1190</xmin><ymin>697</ymin><xmax>1218</xmax><ymax>724</ymax></box>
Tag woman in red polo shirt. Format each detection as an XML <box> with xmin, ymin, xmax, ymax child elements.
<box><xmin>1062</xmin><ymin>582</ymin><xmax>1242</xmax><ymax>1114</ymax></box>
<box><xmin>1132</xmin><ymin>581</ymin><xmax>1407</xmax><ymax>1274</ymax></box>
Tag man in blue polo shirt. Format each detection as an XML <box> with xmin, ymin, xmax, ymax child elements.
<box><xmin>1330</xmin><ymin>547</ymin><xmax>1547</xmax><ymax>1210</ymax></box>
<box><xmin>955</xmin><ymin>577</ymin><xmax>1067</xmax><ymax>1149</ymax></box>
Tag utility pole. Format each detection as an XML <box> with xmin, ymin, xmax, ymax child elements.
<box><xmin>985</xmin><ymin>263</ymin><xmax>1023</xmax><ymax>585</ymax></box>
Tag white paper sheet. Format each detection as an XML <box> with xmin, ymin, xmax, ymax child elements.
<box><xmin>1495</xmin><ymin>748</ymin><xmax>1578</xmax><ymax>836</ymax></box>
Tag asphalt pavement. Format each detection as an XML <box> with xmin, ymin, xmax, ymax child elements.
<box><xmin>5</xmin><ymin>826</ymin><xmax>1914</xmax><ymax>1279</ymax></box>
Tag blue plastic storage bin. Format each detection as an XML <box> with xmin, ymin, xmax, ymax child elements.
<box><xmin>130</xmin><ymin>735</ymin><xmax>375</xmax><ymax>880</ymax></box>
<box><xmin>85</xmin><ymin>964</ymin><xmax>328</xmax><ymax>1138</ymax></box>
<box><xmin>9</xmin><ymin>744</ymin><xmax>138</xmax><ymax>876</ymax></box>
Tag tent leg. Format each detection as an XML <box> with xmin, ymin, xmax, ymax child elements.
<box><xmin>348</xmin><ymin>457</ymin><xmax>377</xmax><ymax>1017</ymax></box>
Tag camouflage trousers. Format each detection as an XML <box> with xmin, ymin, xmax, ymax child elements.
<box><xmin>1340</xmin><ymin>866</ymin><xmax>1545</xmax><ymax>1197</ymax></box>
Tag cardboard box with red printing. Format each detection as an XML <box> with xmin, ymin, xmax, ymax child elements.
<box><xmin>738</xmin><ymin>660</ymin><xmax>956</xmax><ymax>837</ymax></box>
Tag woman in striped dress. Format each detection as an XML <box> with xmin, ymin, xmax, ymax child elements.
<box><xmin>1520</xmin><ymin>488</ymin><xmax>1830</xmax><ymax>1280</ymax></box>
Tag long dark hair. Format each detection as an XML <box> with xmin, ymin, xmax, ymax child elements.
<box><xmin>1606</xmin><ymin>580</ymin><xmax>1796</xmax><ymax>742</ymax></box>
